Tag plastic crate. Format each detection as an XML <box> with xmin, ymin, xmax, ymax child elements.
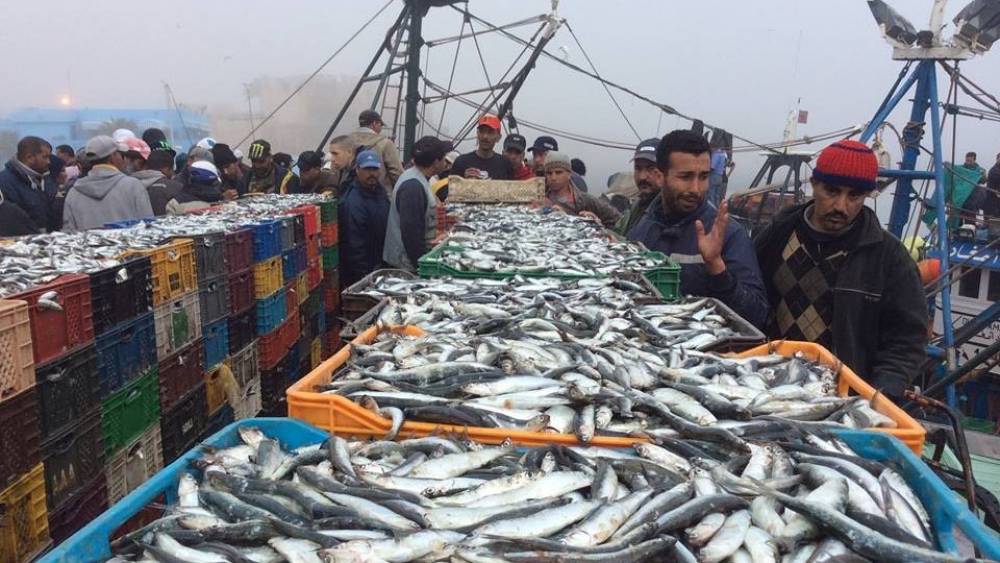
<box><xmin>124</xmin><ymin>239</ymin><xmax>198</xmax><ymax>307</ymax></box>
<box><xmin>306</xmin><ymin>234</ymin><xmax>320</xmax><ymax>262</ymax></box>
<box><xmin>320</xmin><ymin>221</ymin><xmax>338</xmax><ymax>246</ymax></box>
<box><xmin>293</xmin><ymin>273</ymin><xmax>308</xmax><ymax>307</ymax></box>
<box><xmin>310</xmin><ymin>336</ymin><xmax>322</xmax><ymax>369</ymax></box>
<box><xmin>290</xmin><ymin>213</ymin><xmax>306</xmax><ymax>247</ymax></box>
<box><xmin>226</xmin><ymin>342</ymin><xmax>259</xmax><ymax>389</ymax></box>
<box><xmin>95</xmin><ymin>313</ymin><xmax>156</xmax><ymax>398</ymax></box>
<box><xmin>699</xmin><ymin>298</ymin><xmax>767</xmax><ymax>353</ymax></box>
<box><xmin>284</xmin><ymin>245</ymin><xmax>308</xmax><ymax>282</ymax></box>
<box><xmin>0</xmin><ymin>300</ymin><xmax>34</xmax><ymax>401</ymax></box>
<box><xmin>341</xmin><ymin>268</ymin><xmax>415</xmax><ymax>321</ymax></box>
<box><xmin>160</xmin><ymin>383</ymin><xmax>207</xmax><ymax>463</ymax></box>
<box><xmin>306</xmin><ymin>257</ymin><xmax>323</xmax><ymax>291</ymax></box>
<box><xmin>278</xmin><ymin>216</ymin><xmax>296</xmax><ymax>252</ymax></box>
<box><xmin>234</xmin><ymin>375</ymin><xmax>262</xmax><ymax>420</ymax></box>
<box><xmin>36</xmin><ymin>344</ymin><xmax>99</xmax><ymax>441</ymax></box>
<box><xmin>259</xmin><ymin>310</ymin><xmax>298</xmax><ymax>371</ymax></box>
<box><xmin>318</xmin><ymin>198</ymin><xmax>337</xmax><ymax>223</ymax></box>
<box><xmin>40</xmin><ymin>410</ymin><xmax>103</xmax><ymax>510</ymax></box>
<box><xmin>157</xmin><ymin>340</ymin><xmax>203</xmax><ymax>413</ymax></box>
<box><xmin>88</xmin><ymin>257</ymin><xmax>152</xmax><ymax>337</ymax></box>
<box><xmin>227</xmin><ymin>308</ymin><xmax>255</xmax><ymax>355</ymax></box>
<box><xmin>250</xmin><ymin>220</ymin><xmax>281</xmax><ymax>262</ymax></box>
<box><xmin>321</xmin><ymin>245</ymin><xmax>339</xmax><ymax>271</ymax></box>
<box><xmin>227</xmin><ymin>269</ymin><xmax>254</xmax><ymax>316</ymax></box>
<box><xmin>204</xmin><ymin>362</ymin><xmax>235</xmax><ymax>415</ymax></box>
<box><xmin>104</xmin><ymin>423</ymin><xmax>162</xmax><ymax>505</ymax></box>
<box><xmin>152</xmin><ymin>291</ymin><xmax>201</xmax><ymax>361</ymax></box>
<box><xmin>224</xmin><ymin>228</ymin><xmax>253</xmax><ymax>274</ymax></box>
<box><xmin>252</xmin><ymin>256</ymin><xmax>283</xmax><ymax>299</ymax></box>
<box><xmin>738</xmin><ymin>341</ymin><xmax>927</xmax><ymax>454</ymax></box>
<box><xmin>197</xmin><ymin>275</ymin><xmax>229</xmax><ymax>327</ymax></box>
<box><xmin>11</xmin><ymin>274</ymin><xmax>94</xmax><ymax>366</ymax></box>
<box><xmin>323</xmin><ymin>327</ymin><xmax>343</xmax><ymax>357</ymax></box>
<box><xmin>260</xmin><ymin>361</ymin><xmax>291</xmax><ymax>417</ymax></box>
<box><xmin>100</xmin><ymin>369</ymin><xmax>159</xmax><ymax>459</ymax></box>
<box><xmin>289</xmin><ymin>205</ymin><xmax>320</xmax><ymax>238</ymax></box>
<box><xmin>181</xmin><ymin>232</ymin><xmax>226</xmax><ymax>286</ymax></box>
<box><xmin>202</xmin><ymin>404</ymin><xmax>235</xmax><ymax>442</ymax></box>
<box><xmin>0</xmin><ymin>385</ymin><xmax>41</xmax><ymax>490</ymax></box>
<box><xmin>202</xmin><ymin>319</ymin><xmax>229</xmax><ymax>371</ymax></box>
<box><xmin>47</xmin><ymin>473</ymin><xmax>107</xmax><ymax>545</ymax></box>
<box><xmin>323</xmin><ymin>270</ymin><xmax>340</xmax><ymax>313</ymax></box>
<box><xmin>0</xmin><ymin>463</ymin><xmax>50</xmax><ymax>563</ymax></box>
<box><xmin>300</xmin><ymin>289</ymin><xmax>323</xmax><ymax>321</ymax></box>
<box><xmin>255</xmin><ymin>289</ymin><xmax>287</xmax><ymax>336</ymax></box>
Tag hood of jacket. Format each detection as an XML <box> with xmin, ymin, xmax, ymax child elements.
<box><xmin>352</xmin><ymin>128</ymin><xmax>384</xmax><ymax>146</ymax></box>
<box><xmin>131</xmin><ymin>169</ymin><xmax>165</xmax><ymax>188</ymax></box>
<box><xmin>72</xmin><ymin>165</ymin><xmax>124</xmax><ymax>201</ymax></box>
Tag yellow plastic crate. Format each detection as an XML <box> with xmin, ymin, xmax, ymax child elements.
<box><xmin>310</xmin><ymin>336</ymin><xmax>322</xmax><ymax>369</ymax></box>
<box><xmin>253</xmin><ymin>257</ymin><xmax>283</xmax><ymax>299</ymax></box>
<box><xmin>123</xmin><ymin>239</ymin><xmax>197</xmax><ymax>306</ymax></box>
<box><xmin>296</xmin><ymin>274</ymin><xmax>309</xmax><ymax>306</ymax></box>
<box><xmin>205</xmin><ymin>363</ymin><xmax>237</xmax><ymax>415</ymax></box>
<box><xmin>0</xmin><ymin>464</ymin><xmax>50</xmax><ymax>563</ymax></box>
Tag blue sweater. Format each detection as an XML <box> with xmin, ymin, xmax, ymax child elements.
<box><xmin>627</xmin><ymin>196</ymin><xmax>769</xmax><ymax>329</ymax></box>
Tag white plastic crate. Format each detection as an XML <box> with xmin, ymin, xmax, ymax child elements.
<box><xmin>104</xmin><ymin>423</ymin><xmax>163</xmax><ymax>505</ymax></box>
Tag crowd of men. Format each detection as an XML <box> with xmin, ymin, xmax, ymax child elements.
<box><xmin>4</xmin><ymin>107</ymin><xmax>995</xmax><ymax>399</ymax></box>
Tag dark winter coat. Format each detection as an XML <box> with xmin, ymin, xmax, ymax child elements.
<box><xmin>339</xmin><ymin>179</ymin><xmax>390</xmax><ymax>287</ymax></box>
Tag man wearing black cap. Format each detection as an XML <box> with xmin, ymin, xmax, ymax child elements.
<box><xmin>451</xmin><ymin>114</ymin><xmax>512</xmax><ymax>180</ymax></box>
<box><xmin>614</xmin><ymin>138</ymin><xmax>661</xmax><ymax>236</ymax></box>
<box><xmin>287</xmin><ymin>151</ymin><xmax>338</xmax><ymax>195</ymax></box>
<box><xmin>528</xmin><ymin>135</ymin><xmax>587</xmax><ymax>191</ymax></box>
<box><xmin>239</xmin><ymin>140</ymin><xmax>288</xmax><ymax>195</ymax></box>
<box><xmin>143</xmin><ymin>150</ymin><xmax>184</xmax><ymax>216</ymax></box>
<box><xmin>383</xmin><ymin>136</ymin><xmax>453</xmax><ymax>271</ymax></box>
<box><xmin>503</xmin><ymin>134</ymin><xmax>534</xmax><ymax>180</ymax></box>
<box><xmin>351</xmin><ymin>109</ymin><xmax>403</xmax><ymax>193</ymax></box>
<box><xmin>211</xmin><ymin>143</ymin><xmax>242</xmax><ymax>200</ymax></box>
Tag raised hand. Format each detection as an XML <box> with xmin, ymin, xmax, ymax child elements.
<box><xmin>695</xmin><ymin>201</ymin><xmax>729</xmax><ymax>275</ymax></box>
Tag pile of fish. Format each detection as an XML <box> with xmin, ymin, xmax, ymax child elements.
<box><xmin>107</xmin><ymin>425</ymin><xmax>971</xmax><ymax>562</ymax></box>
<box><xmin>0</xmin><ymin>194</ymin><xmax>327</xmax><ymax>297</ymax></box>
<box><xmin>320</xmin><ymin>319</ymin><xmax>896</xmax><ymax>441</ymax></box>
<box><xmin>434</xmin><ymin>205</ymin><xmax>663</xmax><ymax>275</ymax></box>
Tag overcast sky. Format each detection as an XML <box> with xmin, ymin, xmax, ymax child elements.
<box><xmin>1</xmin><ymin>0</ymin><xmax>998</xmax><ymax>191</ymax></box>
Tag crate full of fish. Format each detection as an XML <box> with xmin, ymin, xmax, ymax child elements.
<box><xmin>288</xmin><ymin>323</ymin><xmax>923</xmax><ymax>452</ymax></box>
<box><xmin>88</xmin><ymin>256</ymin><xmax>153</xmax><ymax>337</ymax></box>
<box><xmin>9</xmin><ymin>273</ymin><xmax>95</xmax><ymax>366</ymax></box>
<box><xmin>0</xmin><ymin>299</ymin><xmax>35</xmax><ymax>400</ymax></box>
<box><xmin>122</xmin><ymin>238</ymin><xmax>198</xmax><ymax>307</ymax></box>
<box><xmin>39</xmin><ymin>418</ymin><xmax>1000</xmax><ymax>563</ymax></box>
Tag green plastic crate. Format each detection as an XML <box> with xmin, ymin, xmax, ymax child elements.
<box><xmin>322</xmin><ymin>245</ymin><xmax>339</xmax><ymax>271</ymax></box>
<box><xmin>418</xmin><ymin>244</ymin><xmax>681</xmax><ymax>301</ymax></box>
<box><xmin>318</xmin><ymin>199</ymin><xmax>338</xmax><ymax>225</ymax></box>
<box><xmin>101</xmin><ymin>368</ymin><xmax>160</xmax><ymax>459</ymax></box>
<box><xmin>300</xmin><ymin>290</ymin><xmax>323</xmax><ymax>320</ymax></box>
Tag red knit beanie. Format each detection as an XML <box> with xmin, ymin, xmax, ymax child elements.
<box><xmin>813</xmin><ymin>140</ymin><xmax>878</xmax><ymax>191</ymax></box>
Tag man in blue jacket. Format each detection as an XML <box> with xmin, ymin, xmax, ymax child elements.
<box><xmin>340</xmin><ymin>150</ymin><xmax>391</xmax><ymax>287</ymax></box>
<box><xmin>627</xmin><ymin>129</ymin><xmax>768</xmax><ymax>329</ymax></box>
<box><xmin>0</xmin><ymin>136</ymin><xmax>60</xmax><ymax>233</ymax></box>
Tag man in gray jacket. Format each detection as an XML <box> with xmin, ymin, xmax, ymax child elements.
<box><xmin>63</xmin><ymin>136</ymin><xmax>153</xmax><ymax>232</ymax></box>
<box><xmin>350</xmin><ymin>110</ymin><xmax>403</xmax><ymax>194</ymax></box>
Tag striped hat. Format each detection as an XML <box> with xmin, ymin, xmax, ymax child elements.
<box><xmin>813</xmin><ymin>140</ymin><xmax>878</xmax><ymax>191</ymax></box>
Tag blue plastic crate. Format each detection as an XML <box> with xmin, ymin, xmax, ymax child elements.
<box><xmin>255</xmin><ymin>289</ymin><xmax>287</xmax><ymax>336</ymax></box>
<box><xmin>202</xmin><ymin>319</ymin><xmax>229</xmax><ymax>370</ymax></box>
<box><xmin>103</xmin><ymin>217</ymin><xmax>155</xmax><ymax>229</ymax></box>
<box><xmin>95</xmin><ymin>313</ymin><xmax>157</xmax><ymax>398</ymax></box>
<box><xmin>251</xmin><ymin>220</ymin><xmax>281</xmax><ymax>262</ymax></box>
<box><xmin>282</xmin><ymin>245</ymin><xmax>308</xmax><ymax>282</ymax></box>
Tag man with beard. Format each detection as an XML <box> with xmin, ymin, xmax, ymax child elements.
<box><xmin>0</xmin><ymin>136</ymin><xmax>60</xmax><ymax>232</ymax></box>
<box><xmin>211</xmin><ymin>143</ymin><xmax>242</xmax><ymax>200</ymax></box>
<box><xmin>502</xmin><ymin>134</ymin><xmax>535</xmax><ymax>180</ymax></box>
<box><xmin>754</xmin><ymin>140</ymin><xmax>927</xmax><ymax>398</ymax></box>
<box><xmin>239</xmin><ymin>140</ymin><xmax>288</xmax><ymax>194</ymax></box>
<box><xmin>628</xmin><ymin>129</ymin><xmax>767</xmax><ymax>329</ymax></box>
<box><xmin>450</xmin><ymin>114</ymin><xmax>512</xmax><ymax>180</ymax></box>
<box><xmin>340</xmin><ymin>150</ymin><xmax>390</xmax><ymax>286</ymax></box>
<box><xmin>614</xmin><ymin>138</ymin><xmax>660</xmax><ymax>235</ymax></box>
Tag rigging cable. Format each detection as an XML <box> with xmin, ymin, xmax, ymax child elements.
<box><xmin>235</xmin><ymin>0</ymin><xmax>396</xmax><ymax>148</ymax></box>
<box><xmin>436</xmin><ymin>14</ymin><xmax>468</xmax><ymax>135</ymax></box>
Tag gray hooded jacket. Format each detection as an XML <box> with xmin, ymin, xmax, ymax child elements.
<box><xmin>63</xmin><ymin>165</ymin><xmax>153</xmax><ymax>232</ymax></box>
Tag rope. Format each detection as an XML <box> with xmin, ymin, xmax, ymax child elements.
<box><xmin>436</xmin><ymin>14</ymin><xmax>468</xmax><ymax>135</ymax></box>
<box><xmin>564</xmin><ymin>21</ymin><xmax>641</xmax><ymax>141</ymax></box>
<box><xmin>235</xmin><ymin>0</ymin><xmax>395</xmax><ymax>149</ymax></box>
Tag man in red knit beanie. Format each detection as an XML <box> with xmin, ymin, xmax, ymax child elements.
<box><xmin>753</xmin><ymin>140</ymin><xmax>928</xmax><ymax>399</ymax></box>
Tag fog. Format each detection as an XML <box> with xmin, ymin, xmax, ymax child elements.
<box><xmin>1</xmin><ymin>0</ymin><xmax>998</xmax><ymax>194</ymax></box>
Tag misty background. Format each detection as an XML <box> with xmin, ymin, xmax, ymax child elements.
<box><xmin>0</xmin><ymin>0</ymin><xmax>997</xmax><ymax>197</ymax></box>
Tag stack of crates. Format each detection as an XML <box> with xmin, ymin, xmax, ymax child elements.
<box><xmin>251</xmin><ymin>219</ymin><xmax>293</xmax><ymax>417</ymax></box>
<box><xmin>224</xmin><ymin>228</ymin><xmax>260</xmax><ymax>423</ymax></box>
<box><xmin>0</xmin><ymin>300</ymin><xmax>51</xmax><ymax>559</ymax></box>
<box><xmin>318</xmin><ymin>198</ymin><xmax>342</xmax><ymax>357</ymax></box>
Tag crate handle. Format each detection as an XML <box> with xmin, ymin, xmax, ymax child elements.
<box><xmin>125</xmin><ymin>388</ymin><xmax>142</xmax><ymax>404</ymax></box>
<box><xmin>167</xmin><ymin>250</ymin><xmax>179</xmax><ymax>262</ymax></box>
<box><xmin>122</xmin><ymin>328</ymin><xmax>135</xmax><ymax>343</ymax></box>
<box><xmin>52</xmin><ymin>430</ymin><xmax>77</xmax><ymax>454</ymax></box>
<box><xmin>46</xmin><ymin>369</ymin><xmax>67</xmax><ymax>383</ymax></box>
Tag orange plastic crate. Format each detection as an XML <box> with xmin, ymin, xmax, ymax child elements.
<box><xmin>735</xmin><ymin>341</ymin><xmax>926</xmax><ymax>454</ymax></box>
<box><xmin>0</xmin><ymin>300</ymin><xmax>34</xmax><ymax>401</ymax></box>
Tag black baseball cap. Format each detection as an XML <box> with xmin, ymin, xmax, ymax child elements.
<box><xmin>528</xmin><ymin>135</ymin><xmax>558</xmax><ymax>153</ymax></box>
<box><xmin>296</xmin><ymin>150</ymin><xmax>324</xmax><ymax>171</ymax></box>
<box><xmin>212</xmin><ymin>143</ymin><xmax>238</xmax><ymax>168</ymax></box>
<box><xmin>248</xmin><ymin>140</ymin><xmax>271</xmax><ymax>160</ymax></box>
<box><xmin>413</xmin><ymin>136</ymin><xmax>454</xmax><ymax>161</ymax></box>
<box><xmin>632</xmin><ymin>138</ymin><xmax>659</xmax><ymax>163</ymax></box>
<box><xmin>503</xmin><ymin>134</ymin><xmax>527</xmax><ymax>153</ymax></box>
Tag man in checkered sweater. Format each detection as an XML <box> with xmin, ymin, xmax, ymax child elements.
<box><xmin>754</xmin><ymin>140</ymin><xmax>928</xmax><ymax>398</ymax></box>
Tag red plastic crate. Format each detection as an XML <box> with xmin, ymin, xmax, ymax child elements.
<box><xmin>259</xmin><ymin>309</ymin><xmax>300</xmax><ymax>370</ymax></box>
<box><xmin>306</xmin><ymin>259</ymin><xmax>323</xmax><ymax>291</ymax></box>
<box><xmin>227</xmin><ymin>270</ymin><xmax>254</xmax><ymax>316</ymax></box>
<box><xmin>306</xmin><ymin>235</ymin><xmax>320</xmax><ymax>262</ymax></box>
<box><xmin>320</xmin><ymin>222</ymin><xmax>338</xmax><ymax>247</ymax></box>
<box><xmin>12</xmin><ymin>274</ymin><xmax>94</xmax><ymax>366</ymax></box>
<box><xmin>289</xmin><ymin>205</ymin><xmax>320</xmax><ymax>238</ymax></box>
<box><xmin>285</xmin><ymin>281</ymin><xmax>299</xmax><ymax>318</ymax></box>
<box><xmin>224</xmin><ymin>229</ymin><xmax>253</xmax><ymax>274</ymax></box>
<box><xmin>322</xmin><ymin>273</ymin><xmax>340</xmax><ymax>313</ymax></box>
